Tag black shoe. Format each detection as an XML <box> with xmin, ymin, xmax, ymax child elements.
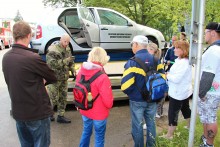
<box><xmin>57</xmin><ymin>115</ymin><xmax>71</xmax><ymax>123</ymax></box>
<box><xmin>50</xmin><ymin>115</ymin><xmax>55</xmax><ymax>121</ymax></box>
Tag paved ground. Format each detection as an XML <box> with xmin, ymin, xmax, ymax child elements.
<box><xmin>0</xmin><ymin>49</ymin><xmax>187</xmax><ymax>147</ymax></box>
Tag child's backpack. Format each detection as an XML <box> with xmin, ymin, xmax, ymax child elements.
<box><xmin>131</xmin><ymin>57</ymin><xmax>167</xmax><ymax>102</ymax></box>
<box><xmin>73</xmin><ymin>70</ymin><xmax>104</xmax><ymax>110</ymax></box>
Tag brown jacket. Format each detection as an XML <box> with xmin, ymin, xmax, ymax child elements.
<box><xmin>2</xmin><ymin>44</ymin><xmax>57</xmax><ymax>121</ymax></box>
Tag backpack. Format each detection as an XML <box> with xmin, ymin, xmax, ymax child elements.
<box><xmin>132</xmin><ymin>57</ymin><xmax>167</xmax><ymax>102</ymax></box>
<box><xmin>73</xmin><ymin>70</ymin><xmax>104</xmax><ymax>110</ymax></box>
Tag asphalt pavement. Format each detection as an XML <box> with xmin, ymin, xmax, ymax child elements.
<box><xmin>0</xmin><ymin>48</ymin><xmax>176</xmax><ymax>147</ymax></box>
<box><xmin>0</xmin><ymin>49</ymin><xmax>134</xmax><ymax>147</ymax></box>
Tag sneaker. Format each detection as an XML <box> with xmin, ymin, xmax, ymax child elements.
<box><xmin>57</xmin><ymin>115</ymin><xmax>71</xmax><ymax>123</ymax></box>
<box><xmin>199</xmin><ymin>143</ymin><xmax>214</xmax><ymax>147</ymax></box>
<box><xmin>143</xmin><ymin>124</ymin><xmax>147</xmax><ymax>130</ymax></box>
<box><xmin>201</xmin><ymin>135</ymin><xmax>207</xmax><ymax>144</ymax></box>
<box><xmin>156</xmin><ymin>113</ymin><xmax>161</xmax><ymax>118</ymax></box>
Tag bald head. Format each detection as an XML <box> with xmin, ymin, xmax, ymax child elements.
<box><xmin>60</xmin><ymin>34</ymin><xmax>70</xmax><ymax>48</ymax></box>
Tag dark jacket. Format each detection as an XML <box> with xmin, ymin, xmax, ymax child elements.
<box><xmin>121</xmin><ymin>49</ymin><xmax>160</xmax><ymax>102</ymax></box>
<box><xmin>164</xmin><ymin>47</ymin><xmax>177</xmax><ymax>71</ymax></box>
<box><xmin>2</xmin><ymin>44</ymin><xmax>57</xmax><ymax>121</ymax></box>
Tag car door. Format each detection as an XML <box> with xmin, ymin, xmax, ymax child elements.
<box><xmin>95</xmin><ymin>8</ymin><xmax>137</xmax><ymax>49</ymax></box>
<box><xmin>77</xmin><ymin>4</ymin><xmax>100</xmax><ymax>47</ymax></box>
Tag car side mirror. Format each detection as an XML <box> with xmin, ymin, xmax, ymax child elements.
<box><xmin>127</xmin><ymin>22</ymin><xmax>133</xmax><ymax>26</ymax></box>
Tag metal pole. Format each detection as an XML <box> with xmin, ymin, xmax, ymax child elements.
<box><xmin>189</xmin><ymin>0</ymin><xmax>197</xmax><ymax>65</ymax></box>
<box><xmin>188</xmin><ymin>0</ymin><xmax>206</xmax><ymax>146</ymax></box>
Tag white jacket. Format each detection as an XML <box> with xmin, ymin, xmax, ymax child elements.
<box><xmin>167</xmin><ymin>58</ymin><xmax>193</xmax><ymax>100</ymax></box>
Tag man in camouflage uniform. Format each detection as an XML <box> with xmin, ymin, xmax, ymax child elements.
<box><xmin>46</xmin><ymin>34</ymin><xmax>75</xmax><ymax>123</ymax></box>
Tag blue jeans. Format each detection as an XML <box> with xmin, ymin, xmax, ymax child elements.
<box><xmin>16</xmin><ymin>117</ymin><xmax>50</xmax><ymax>147</ymax></box>
<box><xmin>79</xmin><ymin>115</ymin><xmax>107</xmax><ymax>147</ymax></box>
<box><xmin>129</xmin><ymin>100</ymin><xmax>157</xmax><ymax>147</ymax></box>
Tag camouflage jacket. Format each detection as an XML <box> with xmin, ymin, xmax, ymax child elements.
<box><xmin>46</xmin><ymin>43</ymin><xmax>74</xmax><ymax>81</ymax></box>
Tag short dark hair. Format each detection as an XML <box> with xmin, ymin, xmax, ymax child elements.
<box><xmin>13</xmin><ymin>21</ymin><xmax>31</xmax><ymax>42</ymax></box>
<box><xmin>205</xmin><ymin>22</ymin><xmax>220</xmax><ymax>33</ymax></box>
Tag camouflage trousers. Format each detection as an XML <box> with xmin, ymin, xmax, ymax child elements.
<box><xmin>47</xmin><ymin>80</ymin><xmax>68</xmax><ymax>116</ymax></box>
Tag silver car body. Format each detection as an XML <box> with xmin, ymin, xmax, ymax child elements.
<box><xmin>31</xmin><ymin>5</ymin><xmax>166</xmax><ymax>101</ymax></box>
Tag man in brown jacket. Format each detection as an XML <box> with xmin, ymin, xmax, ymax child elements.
<box><xmin>2</xmin><ymin>21</ymin><xmax>57</xmax><ymax>147</ymax></box>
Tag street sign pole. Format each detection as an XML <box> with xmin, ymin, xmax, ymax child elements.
<box><xmin>188</xmin><ymin>0</ymin><xmax>206</xmax><ymax>146</ymax></box>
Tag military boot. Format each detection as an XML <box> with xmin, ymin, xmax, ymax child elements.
<box><xmin>57</xmin><ymin>115</ymin><xmax>71</xmax><ymax>123</ymax></box>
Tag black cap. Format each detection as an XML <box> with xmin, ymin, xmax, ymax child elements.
<box><xmin>205</xmin><ymin>22</ymin><xmax>220</xmax><ymax>32</ymax></box>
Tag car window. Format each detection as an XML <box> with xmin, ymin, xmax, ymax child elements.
<box><xmin>60</xmin><ymin>10</ymin><xmax>81</xmax><ymax>29</ymax></box>
<box><xmin>97</xmin><ymin>9</ymin><xmax>128</xmax><ymax>26</ymax></box>
<box><xmin>78</xmin><ymin>7</ymin><xmax>95</xmax><ymax>23</ymax></box>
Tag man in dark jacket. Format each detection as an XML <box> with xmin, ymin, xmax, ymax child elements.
<box><xmin>164</xmin><ymin>35</ymin><xmax>178</xmax><ymax>72</ymax></box>
<box><xmin>2</xmin><ymin>21</ymin><xmax>57</xmax><ymax>147</ymax></box>
<box><xmin>121</xmin><ymin>35</ymin><xmax>160</xmax><ymax>147</ymax></box>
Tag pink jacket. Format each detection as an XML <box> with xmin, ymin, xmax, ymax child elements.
<box><xmin>76</xmin><ymin>62</ymin><xmax>114</xmax><ymax>120</ymax></box>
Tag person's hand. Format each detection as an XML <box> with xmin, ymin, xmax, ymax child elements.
<box><xmin>167</xmin><ymin>61</ymin><xmax>170</xmax><ymax>65</ymax></box>
<box><xmin>68</xmin><ymin>56</ymin><xmax>74</xmax><ymax>62</ymax></box>
<box><xmin>43</xmin><ymin>79</ymin><xmax>46</xmax><ymax>84</ymax></box>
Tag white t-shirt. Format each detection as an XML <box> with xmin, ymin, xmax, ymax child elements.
<box><xmin>167</xmin><ymin>58</ymin><xmax>193</xmax><ymax>100</ymax></box>
<box><xmin>201</xmin><ymin>44</ymin><xmax>220</xmax><ymax>96</ymax></box>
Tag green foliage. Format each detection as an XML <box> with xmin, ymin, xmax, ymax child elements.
<box><xmin>42</xmin><ymin>0</ymin><xmax>220</xmax><ymax>41</ymax></box>
<box><xmin>156</xmin><ymin>111</ymin><xmax>220</xmax><ymax>146</ymax></box>
<box><xmin>205</xmin><ymin>0</ymin><xmax>220</xmax><ymax>24</ymax></box>
<box><xmin>43</xmin><ymin>0</ymin><xmax>77</xmax><ymax>7</ymax></box>
<box><xmin>14</xmin><ymin>10</ymin><xmax>23</xmax><ymax>22</ymax></box>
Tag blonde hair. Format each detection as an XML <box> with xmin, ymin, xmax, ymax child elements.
<box><xmin>88</xmin><ymin>47</ymin><xmax>110</xmax><ymax>66</ymax></box>
<box><xmin>147</xmin><ymin>43</ymin><xmax>161</xmax><ymax>59</ymax></box>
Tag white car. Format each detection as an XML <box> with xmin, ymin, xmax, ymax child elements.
<box><xmin>31</xmin><ymin>5</ymin><xmax>166</xmax><ymax>101</ymax></box>
<box><xmin>32</xmin><ymin>5</ymin><xmax>165</xmax><ymax>56</ymax></box>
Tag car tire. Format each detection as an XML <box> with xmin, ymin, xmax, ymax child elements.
<box><xmin>45</xmin><ymin>38</ymin><xmax>73</xmax><ymax>55</ymax></box>
<box><xmin>0</xmin><ymin>42</ymin><xmax>5</xmax><ymax>50</ymax></box>
<box><xmin>45</xmin><ymin>38</ymin><xmax>60</xmax><ymax>54</ymax></box>
<box><xmin>147</xmin><ymin>36</ymin><xmax>158</xmax><ymax>47</ymax></box>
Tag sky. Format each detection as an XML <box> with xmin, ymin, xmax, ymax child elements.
<box><xmin>0</xmin><ymin>0</ymin><xmax>51</xmax><ymax>22</ymax></box>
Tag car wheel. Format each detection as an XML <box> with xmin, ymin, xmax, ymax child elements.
<box><xmin>45</xmin><ymin>38</ymin><xmax>60</xmax><ymax>54</ymax></box>
<box><xmin>0</xmin><ymin>41</ymin><xmax>5</xmax><ymax>50</ymax></box>
<box><xmin>147</xmin><ymin>36</ymin><xmax>158</xmax><ymax>46</ymax></box>
<box><xmin>45</xmin><ymin>38</ymin><xmax>73</xmax><ymax>55</ymax></box>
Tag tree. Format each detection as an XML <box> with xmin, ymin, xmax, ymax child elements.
<box><xmin>42</xmin><ymin>0</ymin><xmax>219</xmax><ymax>41</ymax></box>
<box><xmin>14</xmin><ymin>10</ymin><xmax>23</xmax><ymax>22</ymax></box>
<box><xmin>43</xmin><ymin>0</ymin><xmax>77</xmax><ymax>7</ymax></box>
<box><xmin>206</xmin><ymin>0</ymin><xmax>220</xmax><ymax>24</ymax></box>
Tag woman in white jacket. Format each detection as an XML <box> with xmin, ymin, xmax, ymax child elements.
<box><xmin>161</xmin><ymin>40</ymin><xmax>192</xmax><ymax>139</ymax></box>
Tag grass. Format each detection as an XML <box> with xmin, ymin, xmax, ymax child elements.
<box><xmin>156</xmin><ymin>110</ymin><xmax>220</xmax><ymax>147</ymax></box>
